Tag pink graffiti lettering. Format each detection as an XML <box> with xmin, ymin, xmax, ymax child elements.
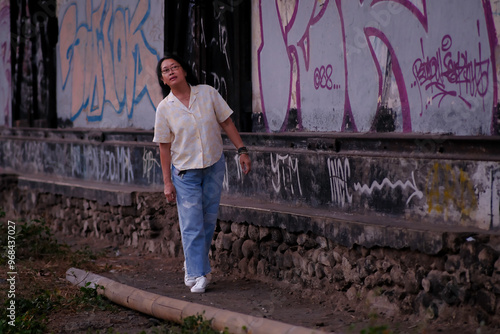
<box><xmin>412</xmin><ymin>33</ymin><xmax>490</xmax><ymax>114</ymax></box>
<box><xmin>314</xmin><ymin>65</ymin><xmax>335</xmax><ymax>90</ymax></box>
<box><xmin>0</xmin><ymin>4</ymin><xmax>11</xmax><ymax>127</ymax></box>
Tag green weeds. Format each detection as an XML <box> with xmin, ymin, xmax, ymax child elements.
<box><xmin>0</xmin><ymin>218</ymin><xmax>66</xmax><ymax>263</ymax></box>
<box><xmin>360</xmin><ymin>324</ymin><xmax>393</xmax><ymax>334</ymax></box>
<box><xmin>0</xmin><ymin>290</ymin><xmax>58</xmax><ymax>334</ymax></box>
<box><xmin>73</xmin><ymin>282</ymin><xmax>115</xmax><ymax>312</ymax></box>
<box><xmin>180</xmin><ymin>313</ymin><xmax>229</xmax><ymax>334</ymax></box>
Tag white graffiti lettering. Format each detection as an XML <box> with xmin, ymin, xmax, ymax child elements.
<box><xmin>83</xmin><ymin>146</ymin><xmax>134</xmax><ymax>183</ymax></box>
<box><xmin>270</xmin><ymin>153</ymin><xmax>302</xmax><ymax>196</ymax></box>
<box><xmin>354</xmin><ymin>171</ymin><xmax>423</xmax><ymax>205</ymax></box>
<box><xmin>327</xmin><ymin>157</ymin><xmax>352</xmax><ymax>207</ymax></box>
<box><xmin>142</xmin><ymin>148</ymin><xmax>160</xmax><ymax>184</ymax></box>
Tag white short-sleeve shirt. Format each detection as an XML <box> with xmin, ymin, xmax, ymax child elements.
<box><xmin>153</xmin><ymin>85</ymin><xmax>233</xmax><ymax>170</ymax></box>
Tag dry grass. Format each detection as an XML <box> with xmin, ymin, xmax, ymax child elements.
<box><xmin>0</xmin><ymin>215</ymin><xmax>228</xmax><ymax>334</ymax></box>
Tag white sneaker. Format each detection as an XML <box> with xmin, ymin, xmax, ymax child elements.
<box><xmin>190</xmin><ymin>276</ymin><xmax>209</xmax><ymax>293</ymax></box>
<box><xmin>183</xmin><ymin>261</ymin><xmax>196</xmax><ymax>287</ymax></box>
<box><xmin>185</xmin><ymin>273</ymin><xmax>196</xmax><ymax>287</ymax></box>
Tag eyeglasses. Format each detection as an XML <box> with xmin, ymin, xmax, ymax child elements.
<box><xmin>161</xmin><ymin>65</ymin><xmax>181</xmax><ymax>75</ymax></box>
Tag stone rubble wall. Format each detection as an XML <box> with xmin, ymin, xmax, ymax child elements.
<box><xmin>2</xmin><ymin>176</ymin><xmax>500</xmax><ymax>329</ymax></box>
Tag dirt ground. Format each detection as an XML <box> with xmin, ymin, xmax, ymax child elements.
<box><xmin>46</xmin><ymin>235</ymin><xmax>498</xmax><ymax>334</ymax></box>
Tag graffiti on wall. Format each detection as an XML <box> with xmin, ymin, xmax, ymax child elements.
<box><xmin>142</xmin><ymin>148</ymin><xmax>160</xmax><ymax>184</ymax></box>
<box><xmin>354</xmin><ymin>171</ymin><xmax>423</xmax><ymax>206</ymax></box>
<box><xmin>193</xmin><ymin>16</ymin><xmax>230</xmax><ymax>100</ymax></box>
<box><xmin>0</xmin><ymin>1</ymin><xmax>10</xmax><ymax>127</ymax></box>
<box><xmin>71</xmin><ymin>145</ymin><xmax>134</xmax><ymax>183</ymax></box>
<box><xmin>270</xmin><ymin>153</ymin><xmax>302</xmax><ymax>196</ymax></box>
<box><xmin>58</xmin><ymin>0</ymin><xmax>163</xmax><ymax>127</ymax></box>
<box><xmin>258</xmin><ymin>0</ymin><xmax>497</xmax><ymax>135</ymax></box>
<box><xmin>3</xmin><ymin>141</ymin><xmax>69</xmax><ymax>176</ymax></box>
<box><xmin>2</xmin><ymin>135</ymin><xmax>498</xmax><ymax>230</ymax></box>
<box><xmin>327</xmin><ymin>157</ymin><xmax>352</xmax><ymax>207</ymax></box>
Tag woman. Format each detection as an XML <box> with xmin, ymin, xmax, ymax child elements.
<box><xmin>153</xmin><ymin>55</ymin><xmax>251</xmax><ymax>293</ymax></box>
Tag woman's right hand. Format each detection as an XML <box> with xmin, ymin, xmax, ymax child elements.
<box><xmin>164</xmin><ymin>181</ymin><xmax>176</xmax><ymax>203</ymax></box>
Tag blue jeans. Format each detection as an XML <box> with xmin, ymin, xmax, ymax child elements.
<box><xmin>172</xmin><ymin>154</ymin><xmax>225</xmax><ymax>278</ymax></box>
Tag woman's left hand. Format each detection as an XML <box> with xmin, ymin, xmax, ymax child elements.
<box><xmin>239</xmin><ymin>154</ymin><xmax>251</xmax><ymax>175</ymax></box>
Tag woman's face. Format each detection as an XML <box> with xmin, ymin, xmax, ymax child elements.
<box><xmin>160</xmin><ymin>58</ymin><xmax>187</xmax><ymax>88</ymax></box>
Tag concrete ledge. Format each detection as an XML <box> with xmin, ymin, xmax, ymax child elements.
<box><xmin>9</xmin><ymin>172</ymin><xmax>496</xmax><ymax>255</ymax></box>
<box><xmin>17</xmin><ymin>175</ymin><xmax>161</xmax><ymax>207</ymax></box>
<box><xmin>218</xmin><ymin>196</ymin><xmax>496</xmax><ymax>255</ymax></box>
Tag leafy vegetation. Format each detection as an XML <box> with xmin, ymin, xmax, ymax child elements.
<box><xmin>180</xmin><ymin>313</ymin><xmax>229</xmax><ymax>334</ymax></box>
<box><xmin>360</xmin><ymin>324</ymin><xmax>393</xmax><ymax>334</ymax></box>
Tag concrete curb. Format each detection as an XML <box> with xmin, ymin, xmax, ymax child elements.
<box><xmin>66</xmin><ymin>267</ymin><xmax>331</xmax><ymax>334</ymax></box>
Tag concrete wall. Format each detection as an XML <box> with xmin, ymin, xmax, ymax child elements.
<box><xmin>4</xmin><ymin>0</ymin><xmax>500</xmax><ymax>134</ymax></box>
<box><xmin>1</xmin><ymin>128</ymin><xmax>499</xmax><ymax>234</ymax></box>
<box><xmin>253</xmin><ymin>0</ymin><xmax>500</xmax><ymax>135</ymax></box>
<box><xmin>0</xmin><ymin>0</ymin><xmax>10</xmax><ymax>127</ymax></box>
<box><xmin>56</xmin><ymin>0</ymin><xmax>164</xmax><ymax>129</ymax></box>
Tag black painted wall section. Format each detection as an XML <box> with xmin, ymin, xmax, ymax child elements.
<box><xmin>10</xmin><ymin>0</ymin><xmax>58</xmax><ymax>128</ymax></box>
<box><xmin>164</xmin><ymin>0</ymin><xmax>252</xmax><ymax>132</ymax></box>
<box><xmin>8</xmin><ymin>1</ymin><xmax>251</xmax><ymax>131</ymax></box>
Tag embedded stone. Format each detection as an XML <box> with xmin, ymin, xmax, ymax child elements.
<box><xmin>318</xmin><ymin>251</ymin><xmax>335</xmax><ymax>268</ymax></box>
<box><xmin>441</xmin><ymin>282</ymin><xmax>461</xmax><ymax>305</ymax></box>
<box><xmin>478</xmin><ymin>247</ymin><xmax>498</xmax><ymax>275</ymax></box>
<box><xmin>270</xmin><ymin>228</ymin><xmax>283</xmax><ymax>242</ymax></box>
<box><xmin>476</xmin><ymin>290</ymin><xmax>496</xmax><ymax>314</ymax></box>
<box><xmin>297</xmin><ymin>233</ymin><xmax>317</xmax><ymax>249</ymax></box>
<box><xmin>231</xmin><ymin>223</ymin><xmax>248</xmax><ymax>239</ymax></box>
<box><xmin>231</xmin><ymin>238</ymin><xmax>245</xmax><ymax>260</ymax></box>
<box><xmin>242</xmin><ymin>239</ymin><xmax>257</xmax><ymax>258</ymax></box>
<box><xmin>389</xmin><ymin>264</ymin><xmax>404</xmax><ymax>287</ymax></box>
<box><xmin>131</xmin><ymin>231</ymin><xmax>138</xmax><ymax>248</ymax></box>
<box><xmin>283</xmin><ymin>230</ymin><xmax>298</xmax><ymax>245</ymax></box>
<box><xmin>315</xmin><ymin>263</ymin><xmax>326</xmax><ymax>279</ymax></box>
<box><xmin>444</xmin><ymin>254</ymin><xmax>461</xmax><ymax>273</ymax></box>
<box><xmin>404</xmin><ymin>269</ymin><xmax>420</xmax><ymax>294</ymax></box>
<box><xmin>248</xmin><ymin>224</ymin><xmax>260</xmax><ymax>241</ymax></box>
<box><xmin>215</xmin><ymin>232</ymin><xmax>233</xmax><ymax>251</ymax></box>
<box><xmin>283</xmin><ymin>249</ymin><xmax>293</xmax><ymax>268</ymax></box>
<box><xmin>219</xmin><ymin>221</ymin><xmax>232</xmax><ymax>233</ymax></box>
<box><xmin>346</xmin><ymin>286</ymin><xmax>358</xmax><ymax>301</ymax></box>
<box><xmin>257</xmin><ymin>259</ymin><xmax>269</xmax><ymax>276</ymax></box>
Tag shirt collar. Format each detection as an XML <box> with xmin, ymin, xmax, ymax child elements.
<box><xmin>166</xmin><ymin>85</ymin><xmax>199</xmax><ymax>104</ymax></box>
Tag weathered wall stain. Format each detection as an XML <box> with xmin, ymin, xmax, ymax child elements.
<box><xmin>425</xmin><ymin>162</ymin><xmax>478</xmax><ymax>220</ymax></box>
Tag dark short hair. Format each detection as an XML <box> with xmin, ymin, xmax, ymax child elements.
<box><xmin>156</xmin><ymin>54</ymin><xmax>199</xmax><ymax>98</ymax></box>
